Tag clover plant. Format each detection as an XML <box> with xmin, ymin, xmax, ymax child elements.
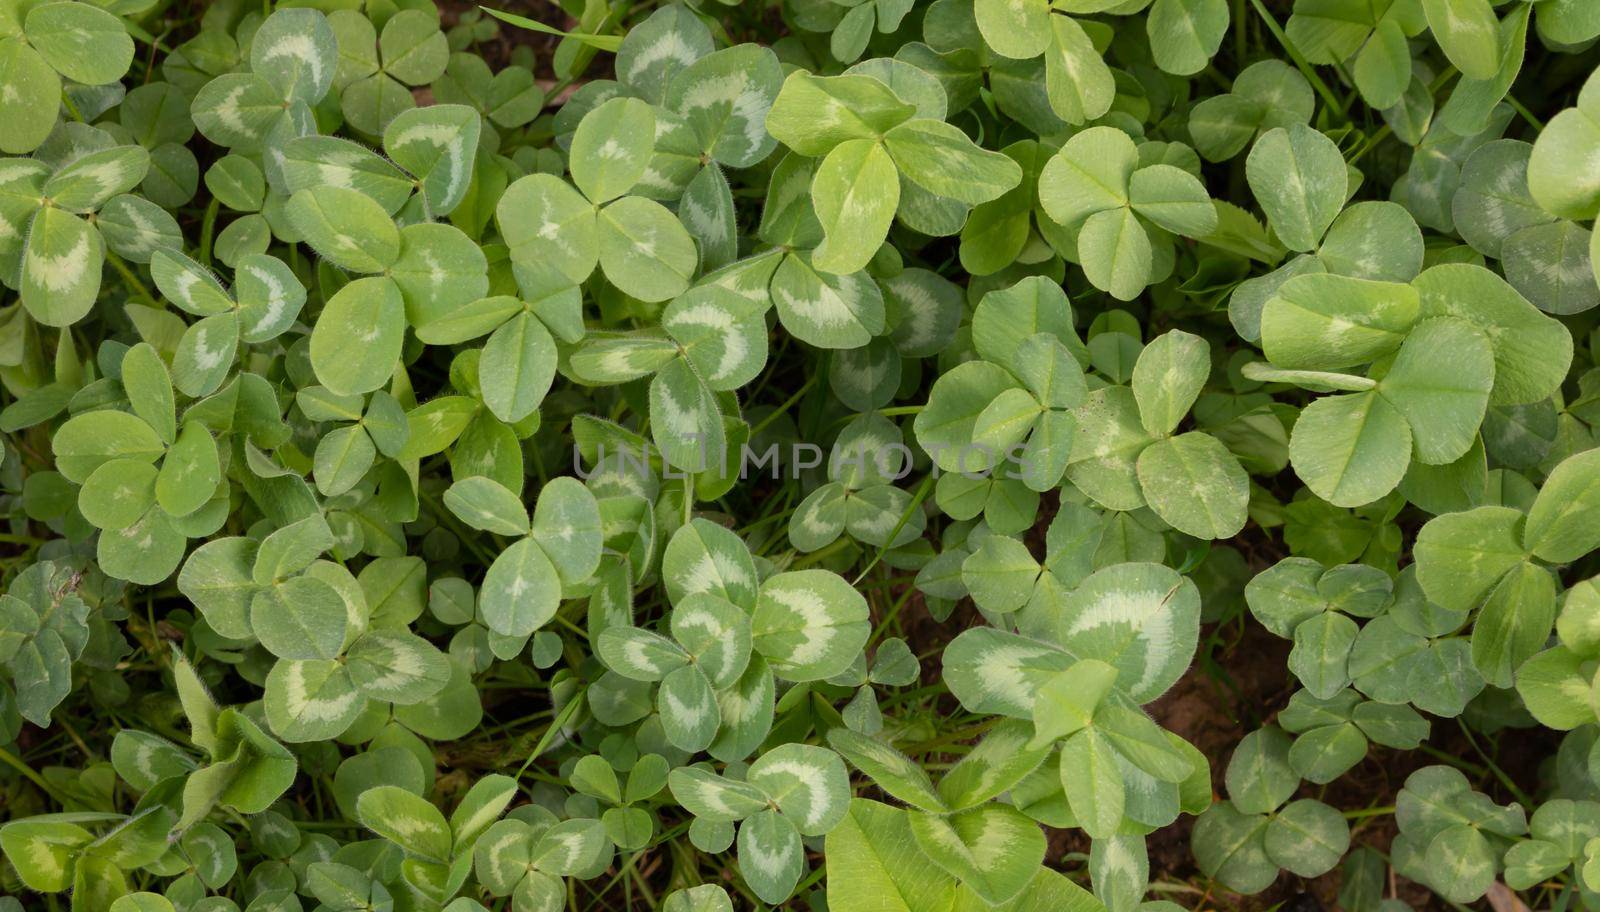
<box><xmin>6</xmin><ymin>0</ymin><xmax>1600</xmax><ymax>910</ymax></box>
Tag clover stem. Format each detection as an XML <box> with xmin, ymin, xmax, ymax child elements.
<box><xmin>748</xmin><ymin>374</ymin><xmax>817</xmax><ymax>438</ymax></box>
<box><xmin>197</xmin><ymin>198</ymin><xmax>220</xmax><ymax>266</ymax></box>
<box><xmin>0</xmin><ymin>745</ymin><xmax>64</xmax><ymax>804</ymax></box>
<box><xmin>105</xmin><ymin>249</ymin><xmax>159</xmax><ymax>306</ymax></box>
<box><xmin>1244</xmin><ymin>0</ymin><xmax>1347</xmax><ymax>122</ymax></box>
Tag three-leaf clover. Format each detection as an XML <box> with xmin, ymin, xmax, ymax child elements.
<box><xmin>1390</xmin><ymin>765</ymin><xmax>1526</xmax><ymax>904</ymax></box>
<box><xmin>1191</xmin><ymin>726</ymin><xmax>1350</xmax><ymax>894</ymax></box>
<box><xmin>1245</xmin><ymin>557</ymin><xmax>1394</xmax><ymax>698</ymax></box>
<box><xmin>328</xmin><ymin>7</ymin><xmax>450</xmax><ymax>135</ymax></box>
<box><xmin>1039</xmin><ymin>126</ymin><xmax>1219</xmax><ymax>300</ymax></box>
<box><xmin>789</xmin><ymin>414</ymin><xmax>928</xmax><ymax>553</ymax></box>
<box><xmin>149</xmin><ymin>248</ymin><xmax>307</xmax><ymax>396</ymax></box>
<box><xmin>357</xmin><ymin>773</ymin><xmax>519</xmax><ymax>904</ymax></box>
<box><xmin>1277</xmin><ymin>687</ymin><xmax>1428</xmax><ymax>784</ymax></box>
<box><xmin>568</xmin><ymin>752</ymin><xmax>669</xmax><ymax>850</ymax></box>
<box><xmin>0</xmin><ymin>559</ymin><xmax>90</xmax><ymax>725</ymax></box>
<box><xmin>191</xmin><ymin>9</ymin><xmax>336</xmax><ymax>171</ymax></box>
<box><xmin>766</xmin><ymin>70</ymin><xmax>1022</xmax><ymax>275</ymax></box>
<box><xmin>1251</xmin><ymin>264</ymin><xmax>1569</xmax><ymax>509</ymax></box>
<box><xmin>473</xmin><ymin>807</ymin><xmax>613</xmax><ymax>910</ymax></box>
<box><xmin>1189</xmin><ymin>61</ymin><xmax>1314</xmax><ymax>162</ymax></box>
<box><xmin>56</xmin><ymin>346</ymin><xmax>230</xmax><ymax>584</ymax></box>
<box><xmin>450</xmin><ymin>475</ymin><xmax>603</xmax><ymax>640</ymax></box>
<box><xmin>667</xmin><ymin>743</ymin><xmax>850</xmax><ymax>903</ymax></box>
<box><xmin>286</xmin><ymin>181</ymin><xmax>487</xmax><ymax>395</ymax></box>
<box><xmin>497</xmin><ymin>96</ymin><xmax>698</xmax><ymax>303</ymax></box>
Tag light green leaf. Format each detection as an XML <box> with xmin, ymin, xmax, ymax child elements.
<box><xmin>597</xmin><ymin>195</ymin><xmax>697</xmax><ymax>302</ymax></box>
<box><xmin>21</xmin><ymin>208</ymin><xmax>103</xmax><ymax>327</ymax></box>
<box><xmin>1245</xmin><ymin>125</ymin><xmax>1347</xmax><ymax>253</ymax></box>
<box><xmin>1288</xmin><ymin>390</ymin><xmax>1413</xmax><ymax>508</ymax></box>
<box><xmin>883</xmin><ymin>119</ymin><xmax>1022</xmax><ymax>205</ymax></box>
<box><xmin>309</xmin><ymin>277</ymin><xmax>405</xmax><ymax>397</ymax></box>
<box><xmin>1136</xmin><ymin>432</ymin><xmax>1249</xmax><ymax>539</ymax></box>
<box><xmin>752</xmin><ymin>569</ymin><xmax>870</xmax><ymax>682</ymax></box>
<box><xmin>811</xmin><ymin>138</ymin><xmax>899</xmax><ymax>276</ymax></box>
<box><xmin>285</xmin><ymin>187</ymin><xmax>399</xmax><ymax>273</ymax></box>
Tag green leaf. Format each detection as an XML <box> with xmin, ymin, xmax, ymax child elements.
<box><xmin>1264</xmin><ymin>799</ymin><xmax>1349</xmax><ymax>877</ymax></box>
<box><xmin>825</xmin><ymin>799</ymin><xmax>960</xmax><ymax>912</ymax></box>
<box><xmin>770</xmin><ymin>252</ymin><xmax>885</xmax><ymax>349</ymax></box>
<box><xmin>1136</xmin><ymin>432</ymin><xmax>1249</xmax><ymax>539</ymax></box>
<box><xmin>909</xmin><ymin>804</ymin><xmax>1046</xmax><ymax>905</ymax></box>
<box><xmin>1128</xmin><ymin>164</ymin><xmax>1218</xmax><ymax>237</ymax></box>
<box><xmin>1043</xmin><ymin>15</ymin><xmax>1116</xmax><ymax>125</ymax></box>
<box><xmin>346</xmin><ymin>630</ymin><xmax>451</xmax><ymax>705</ymax></box>
<box><xmin>1226</xmin><ymin>726</ymin><xmax>1299</xmax><ymax>815</ymax></box>
<box><xmin>1030</xmin><ymin>659</ymin><xmax>1118</xmax><ymax>746</ymax></box>
<box><xmin>1261</xmin><ymin>274</ymin><xmax>1420</xmax><ymax>371</ymax></box>
<box><xmin>748</xmin><ymin>742</ymin><xmax>851</xmax><ymax>835</ymax></box>
<box><xmin>616</xmin><ymin>5</ymin><xmax>712</xmax><ymax>103</ymax></box>
<box><xmin>0</xmin><ymin>40</ymin><xmax>59</xmax><ymax>154</ymax></box>
<box><xmin>811</xmin><ymin>138</ymin><xmax>899</xmax><ymax>276</ymax></box>
<box><xmin>765</xmin><ymin>71</ymin><xmax>916</xmax><ymax>157</ymax></box>
<box><xmin>0</xmin><ymin>819</ymin><xmax>94</xmax><ymax>891</ymax></box>
<box><xmin>384</xmin><ymin>104</ymin><xmax>481</xmax><ymax>217</ymax></box>
<box><xmin>1059</xmin><ymin>728</ymin><xmax>1125</xmax><ymax>838</ymax></box>
<box><xmin>597</xmin><ymin>195</ymin><xmax>697</xmax><ymax>302</ymax></box>
<box><xmin>480</xmin><ymin>311</ymin><xmax>557</xmax><ymax>423</ymax></box>
<box><xmin>827</xmin><ymin>728</ymin><xmax>945</xmax><ymax>812</ymax></box>
<box><xmin>1245</xmin><ymin>125</ymin><xmax>1348</xmax><ymax>253</ymax></box>
<box><xmin>21</xmin><ymin>207</ymin><xmax>103</xmax><ymax>327</ymax></box>
<box><xmin>752</xmin><ymin>570</ymin><xmax>870</xmax><ymax>681</ymax></box>
<box><xmin>444</xmin><ymin>476</ymin><xmax>529</xmax><ymax>536</ymax></box>
<box><xmin>1079</xmin><ymin>207</ymin><xmax>1153</xmax><ymax>302</ymax></box>
<box><xmin>1192</xmin><ymin>802</ymin><xmax>1274</xmax><ymax>893</ymax></box>
<box><xmin>25</xmin><ymin>1</ymin><xmax>134</xmax><ymax>86</ymax></box>
<box><xmin>1288</xmin><ymin>391</ymin><xmax>1413</xmax><ymax>508</ymax></box>
<box><xmin>46</xmin><ymin>146</ymin><xmax>148</xmax><ymax>213</ymax></box>
<box><xmin>286</xmin><ymin>187</ymin><xmax>399</xmax><ymax>273</ymax></box>
<box><xmin>570</xmin><ymin>96</ymin><xmax>655</xmax><ymax>204</ymax></box>
<box><xmin>883</xmin><ymin>119</ymin><xmax>1022</xmax><ymax>205</ymax></box>
<box><xmin>1147</xmin><ymin>0</ymin><xmax>1229</xmax><ymax>76</ymax></box>
<box><xmin>974</xmin><ymin>0</ymin><xmax>1050</xmax><ymax>59</ymax></box>
<box><xmin>1523</xmin><ymin>448</ymin><xmax>1600</xmax><ymax>564</ymax></box>
<box><xmin>1048</xmin><ymin>565</ymin><xmax>1191</xmax><ymax>705</ymax></box>
<box><xmin>157</xmin><ymin>421</ymin><xmax>221</xmax><ymax>518</ymax></box>
<box><xmin>1132</xmin><ymin>330</ymin><xmax>1209</xmax><ymax>437</ymax></box>
<box><xmin>52</xmin><ymin>409</ymin><xmax>165</xmax><ymax>484</ymax></box>
<box><xmin>309</xmin><ymin>277</ymin><xmax>405</xmax><ymax>397</ymax></box>
<box><xmin>263</xmin><ymin>659</ymin><xmax>363</xmax><ymax>742</ymax></box>
<box><xmin>120</xmin><ymin>343</ymin><xmax>175</xmax><ymax>444</ymax></box>
<box><xmin>1424</xmin><ymin>0</ymin><xmax>1504</xmax><ymax>80</ymax></box>
<box><xmin>529</xmin><ymin>477</ymin><xmax>603</xmax><ymax>586</ymax></box>
<box><xmin>739</xmin><ymin>809</ymin><xmax>805</xmax><ymax>905</ymax></box>
<box><xmin>79</xmin><ymin>460</ymin><xmax>158</xmax><ymax>531</ymax></box>
<box><xmin>1471</xmin><ymin>560</ymin><xmax>1556</xmax><ymax>688</ymax></box>
<box><xmin>649</xmin><ymin>356</ymin><xmax>726</xmax><ymax>474</ymax></box>
<box><xmin>1414</xmin><ymin>505</ymin><xmax>1528</xmax><ymax>612</ymax></box>
<box><xmin>480</xmin><ymin>537</ymin><xmax>561</xmax><ymax>637</ymax></box>
<box><xmin>497</xmin><ymin>174</ymin><xmax>598</xmax><ymax>286</ymax></box>
<box><xmin>358</xmin><ymin>785</ymin><xmax>453</xmax><ymax>862</ymax></box>
<box><xmin>1376</xmin><ymin>317</ymin><xmax>1494</xmax><ymax>465</ymax></box>
<box><xmin>667</xmin><ymin>44</ymin><xmax>783</xmax><ymax>168</ymax></box>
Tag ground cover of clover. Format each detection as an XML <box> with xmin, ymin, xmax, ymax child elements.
<box><xmin>6</xmin><ymin>0</ymin><xmax>1600</xmax><ymax>910</ymax></box>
